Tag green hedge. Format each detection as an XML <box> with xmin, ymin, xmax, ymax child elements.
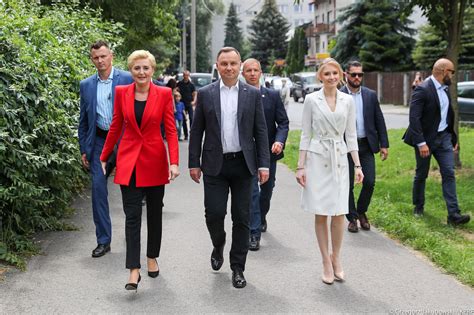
<box><xmin>0</xmin><ymin>0</ymin><xmax>124</xmax><ymax>268</ymax></box>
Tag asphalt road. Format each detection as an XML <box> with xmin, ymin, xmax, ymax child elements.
<box><xmin>1</xmin><ymin>139</ymin><xmax>473</xmax><ymax>313</ymax></box>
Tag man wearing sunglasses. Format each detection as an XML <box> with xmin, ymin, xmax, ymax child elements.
<box><xmin>341</xmin><ymin>61</ymin><xmax>389</xmax><ymax>233</ymax></box>
<box><xmin>403</xmin><ymin>58</ymin><xmax>470</xmax><ymax>226</ymax></box>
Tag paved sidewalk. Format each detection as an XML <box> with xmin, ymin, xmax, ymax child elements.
<box><xmin>1</xmin><ymin>142</ymin><xmax>473</xmax><ymax>313</ymax></box>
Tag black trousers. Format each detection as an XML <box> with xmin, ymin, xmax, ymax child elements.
<box><xmin>120</xmin><ymin>172</ymin><xmax>165</xmax><ymax>269</ymax></box>
<box><xmin>182</xmin><ymin>103</ymin><xmax>194</xmax><ymax>139</ymax></box>
<box><xmin>203</xmin><ymin>154</ymin><xmax>252</xmax><ymax>271</ymax></box>
<box><xmin>347</xmin><ymin>138</ymin><xmax>376</xmax><ymax>222</ymax></box>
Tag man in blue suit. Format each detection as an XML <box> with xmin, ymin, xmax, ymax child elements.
<box><xmin>403</xmin><ymin>58</ymin><xmax>470</xmax><ymax>226</ymax></box>
<box><xmin>341</xmin><ymin>61</ymin><xmax>389</xmax><ymax>233</ymax></box>
<box><xmin>78</xmin><ymin>40</ymin><xmax>133</xmax><ymax>257</ymax></box>
<box><xmin>242</xmin><ymin>58</ymin><xmax>289</xmax><ymax>250</ymax></box>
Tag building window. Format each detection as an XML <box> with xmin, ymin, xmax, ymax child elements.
<box><xmin>235</xmin><ymin>5</ymin><xmax>241</xmax><ymax>13</ymax></box>
<box><xmin>308</xmin><ymin>3</ymin><xmax>314</xmax><ymax>12</ymax></box>
<box><xmin>278</xmin><ymin>5</ymin><xmax>288</xmax><ymax>13</ymax></box>
<box><xmin>246</xmin><ymin>10</ymin><xmax>255</xmax><ymax>16</ymax></box>
<box><xmin>327</xmin><ymin>11</ymin><xmax>332</xmax><ymax>23</ymax></box>
<box><xmin>293</xmin><ymin>4</ymin><xmax>303</xmax><ymax>13</ymax></box>
<box><xmin>322</xmin><ymin>13</ymin><xmax>324</xmax><ymax>22</ymax></box>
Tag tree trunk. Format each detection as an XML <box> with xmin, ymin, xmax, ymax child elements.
<box><xmin>445</xmin><ymin>0</ymin><xmax>467</xmax><ymax>168</ymax></box>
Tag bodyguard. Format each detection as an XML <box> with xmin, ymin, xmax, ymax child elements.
<box><xmin>78</xmin><ymin>40</ymin><xmax>133</xmax><ymax>257</ymax></box>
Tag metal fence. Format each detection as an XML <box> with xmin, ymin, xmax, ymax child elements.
<box><xmin>363</xmin><ymin>70</ymin><xmax>474</xmax><ymax>105</ymax></box>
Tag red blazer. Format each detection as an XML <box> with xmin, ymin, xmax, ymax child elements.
<box><xmin>100</xmin><ymin>82</ymin><xmax>179</xmax><ymax>187</ymax></box>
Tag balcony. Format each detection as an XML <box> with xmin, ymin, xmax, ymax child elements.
<box><xmin>305</xmin><ymin>23</ymin><xmax>336</xmax><ymax>37</ymax></box>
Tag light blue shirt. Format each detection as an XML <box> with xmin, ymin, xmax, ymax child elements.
<box><xmin>96</xmin><ymin>67</ymin><xmax>114</xmax><ymax>130</ymax></box>
<box><xmin>347</xmin><ymin>86</ymin><xmax>365</xmax><ymax>138</ymax></box>
<box><xmin>430</xmin><ymin>75</ymin><xmax>449</xmax><ymax>132</ymax></box>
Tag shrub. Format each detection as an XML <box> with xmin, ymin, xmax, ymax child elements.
<box><xmin>0</xmin><ymin>0</ymin><xmax>124</xmax><ymax>268</ymax></box>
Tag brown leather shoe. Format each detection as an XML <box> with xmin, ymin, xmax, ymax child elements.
<box><xmin>359</xmin><ymin>213</ymin><xmax>371</xmax><ymax>230</ymax></box>
<box><xmin>347</xmin><ymin>220</ymin><xmax>359</xmax><ymax>233</ymax></box>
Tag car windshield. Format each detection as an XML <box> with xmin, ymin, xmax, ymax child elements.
<box><xmin>191</xmin><ymin>75</ymin><xmax>212</xmax><ymax>89</ymax></box>
<box><xmin>303</xmin><ymin>75</ymin><xmax>317</xmax><ymax>84</ymax></box>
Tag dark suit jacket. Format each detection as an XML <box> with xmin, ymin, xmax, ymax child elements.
<box><xmin>403</xmin><ymin>78</ymin><xmax>457</xmax><ymax>147</ymax></box>
<box><xmin>188</xmin><ymin>80</ymin><xmax>270</xmax><ymax>176</ymax></box>
<box><xmin>78</xmin><ymin>68</ymin><xmax>133</xmax><ymax>160</ymax></box>
<box><xmin>340</xmin><ymin>86</ymin><xmax>389</xmax><ymax>153</ymax></box>
<box><xmin>260</xmin><ymin>86</ymin><xmax>289</xmax><ymax>161</ymax></box>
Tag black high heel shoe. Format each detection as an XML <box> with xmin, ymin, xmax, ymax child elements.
<box><xmin>148</xmin><ymin>258</ymin><xmax>160</xmax><ymax>278</ymax></box>
<box><xmin>125</xmin><ymin>274</ymin><xmax>141</xmax><ymax>291</ymax></box>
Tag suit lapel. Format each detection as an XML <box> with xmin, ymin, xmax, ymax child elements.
<box><xmin>427</xmin><ymin>79</ymin><xmax>441</xmax><ymax>115</ymax></box>
<box><xmin>91</xmin><ymin>76</ymin><xmax>98</xmax><ymax>121</ymax></box>
<box><xmin>140</xmin><ymin>83</ymin><xmax>157</xmax><ymax>130</ymax></box>
<box><xmin>316</xmin><ymin>89</ymin><xmax>339</xmax><ymax>132</ymax></box>
<box><xmin>212</xmin><ymin>81</ymin><xmax>222</xmax><ymax>129</ymax></box>
<box><xmin>111</xmin><ymin>68</ymin><xmax>120</xmax><ymax>105</ymax></box>
<box><xmin>125</xmin><ymin>83</ymin><xmax>142</xmax><ymax>136</ymax></box>
<box><xmin>361</xmin><ymin>87</ymin><xmax>370</xmax><ymax>126</ymax></box>
<box><xmin>238</xmin><ymin>81</ymin><xmax>247</xmax><ymax>123</ymax></box>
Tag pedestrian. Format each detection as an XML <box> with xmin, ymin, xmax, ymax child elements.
<box><xmin>280</xmin><ymin>78</ymin><xmax>291</xmax><ymax>112</ymax></box>
<box><xmin>241</xmin><ymin>58</ymin><xmax>289</xmax><ymax>251</ymax></box>
<box><xmin>341</xmin><ymin>61</ymin><xmax>389</xmax><ymax>233</ymax></box>
<box><xmin>177</xmin><ymin>70</ymin><xmax>196</xmax><ymax>140</ymax></box>
<box><xmin>166</xmin><ymin>77</ymin><xmax>178</xmax><ymax>94</ymax></box>
<box><xmin>174</xmin><ymin>91</ymin><xmax>185</xmax><ymax>141</ymax></box>
<box><xmin>78</xmin><ymin>40</ymin><xmax>133</xmax><ymax>258</ymax></box>
<box><xmin>412</xmin><ymin>71</ymin><xmax>424</xmax><ymax>90</ymax></box>
<box><xmin>296</xmin><ymin>58</ymin><xmax>364</xmax><ymax>285</ymax></box>
<box><xmin>188</xmin><ymin>47</ymin><xmax>270</xmax><ymax>289</ymax></box>
<box><xmin>403</xmin><ymin>58</ymin><xmax>470</xmax><ymax>226</ymax></box>
<box><xmin>100</xmin><ymin>50</ymin><xmax>180</xmax><ymax>291</ymax></box>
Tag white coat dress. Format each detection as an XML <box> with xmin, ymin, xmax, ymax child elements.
<box><xmin>299</xmin><ymin>89</ymin><xmax>358</xmax><ymax>215</ymax></box>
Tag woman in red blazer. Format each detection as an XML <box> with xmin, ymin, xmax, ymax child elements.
<box><xmin>100</xmin><ymin>50</ymin><xmax>179</xmax><ymax>291</ymax></box>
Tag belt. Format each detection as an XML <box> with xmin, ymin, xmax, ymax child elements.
<box><xmin>96</xmin><ymin>126</ymin><xmax>109</xmax><ymax>139</ymax></box>
<box><xmin>357</xmin><ymin>137</ymin><xmax>368</xmax><ymax>142</ymax></box>
<box><xmin>223</xmin><ymin>151</ymin><xmax>244</xmax><ymax>160</ymax></box>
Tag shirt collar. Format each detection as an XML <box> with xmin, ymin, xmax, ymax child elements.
<box><xmin>430</xmin><ymin>75</ymin><xmax>446</xmax><ymax>90</ymax></box>
<box><xmin>97</xmin><ymin>67</ymin><xmax>114</xmax><ymax>83</ymax></box>
<box><xmin>220</xmin><ymin>79</ymin><xmax>239</xmax><ymax>91</ymax></box>
<box><xmin>346</xmin><ymin>85</ymin><xmax>361</xmax><ymax>95</ymax></box>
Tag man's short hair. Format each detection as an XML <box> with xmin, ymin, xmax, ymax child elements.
<box><xmin>217</xmin><ymin>47</ymin><xmax>241</xmax><ymax>60</ymax></box>
<box><xmin>345</xmin><ymin>60</ymin><xmax>362</xmax><ymax>71</ymax></box>
<box><xmin>242</xmin><ymin>58</ymin><xmax>261</xmax><ymax>71</ymax></box>
<box><xmin>90</xmin><ymin>40</ymin><xmax>110</xmax><ymax>51</ymax></box>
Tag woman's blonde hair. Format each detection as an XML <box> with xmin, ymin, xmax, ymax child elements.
<box><xmin>127</xmin><ymin>50</ymin><xmax>156</xmax><ymax>70</ymax></box>
<box><xmin>317</xmin><ymin>58</ymin><xmax>344</xmax><ymax>83</ymax></box>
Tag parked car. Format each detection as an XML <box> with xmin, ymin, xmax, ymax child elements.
<box><xmin>458</xmin><ymin>81</ymin><xmax>474</xmax><ymax>124</ymax></box>
<box><xmin>175</xmin><ymin>72</ymin><xmax>212</xmax><ymax>90</ymax></box>
<box><xmin>290</xmin><ymin>72</ymin><xmax>322</xmax><ymax>102</ymax></box>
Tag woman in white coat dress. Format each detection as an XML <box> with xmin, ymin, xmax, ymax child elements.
<box><xmin>296</xmin><ymin>58</ymin><xmax>364</xmax><ymax>285</ymax></box>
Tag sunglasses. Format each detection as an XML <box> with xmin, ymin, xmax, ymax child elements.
<box><xmin>446</xmin><ymin>69</ymin><xmax>456</xmax><ymax>74</ymax></box>
<box><xmin>348</xmin><ymin>72</ymin><xmax>364</xmax><ymax>78</ymax></box>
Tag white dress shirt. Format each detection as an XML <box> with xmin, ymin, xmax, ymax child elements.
<box><xmin>220</xmin><ymin>80</ymin><xmax>241</xmax><ymax>153</ymax></box>
<box><xmin>347</xmin><ymin>86</ymin><xmax>365</xmax><ymax>138</ymax></box>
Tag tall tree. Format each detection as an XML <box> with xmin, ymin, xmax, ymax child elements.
<box><xmin>332</xmin><ymin>0</ymin><xmax>415</xmax><ymax>71</ymax></box>
<box><xmin>248</xmin><ymin>0</ymin><xmax>290</xmax><ymax>70</ymax></box>
<box><xmin>412</xmin><ymin>8</ymin><xmax>474</xmax><ymax>70</ymax></box>
<box><xmin>286</xmin><ymin>26</ymin><xmax>308</xmax><ymax>74</ymax></box>
<box><xmin>224</xmin><ymin>3</ymin><xmax>244</xmax><ymax>54</ymax></box>
<box><xmin>406</xmin><ymin>0</ymin><xmax>474</xmax><ymax>166</ymax></box>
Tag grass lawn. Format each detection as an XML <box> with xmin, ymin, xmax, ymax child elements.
<box><xmin>281</xmin><ymin>128</ymin><xmax>474</xmax><ymax>287</ymax></box>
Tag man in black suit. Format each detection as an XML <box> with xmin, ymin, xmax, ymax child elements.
<box><xmin>188</xmin><ymin>47</ymin><xmax>270</xmax><ymax>288</ymax></box>
<box><xmin>241</xmin><ymin>58</ymin><xmax>289</xmax><ymax>250</ymax></box>
<box><xmin>403</xmin><ymin>58</ymin><xmax>470</xmax><ymax>226</ymax></box>
<box><xmin>341</xmin><ymin>61</ymin><xmax>389</xmax><ymax>233</ymax></box>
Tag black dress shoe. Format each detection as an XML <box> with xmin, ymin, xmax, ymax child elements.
<box><xmin>211</xmin><ymin>243</ymin><xmax>225</xmax><ymax>271</ymax></box>
<box><xmin>249</xmin><ymin>236</ymin><xmax>260</xmax><ymax>251</ymax></box>
<box><xmin>92</xmin><ymin>244</ymin><xmax>110</xmax><ymax>258</ymax></box>
<box><xmin>358</xmin><ymin>213</ymin><xmax>371</xmax><ymax>230</ymax></box>
<box><xmin>413</xmin><ymin>207</ymin><xmax>424</xmax><ymax>217</ymax></box>
<box><xmin>347</xmin><ymin>219</ymin><xmax>359</xmax><ymax>233</ymax></box>
<box><xmin>447</xmin><ymin>213</ymin><xmax>470</xmax><ymax>226</ymax></box>
<box><xmin>125</xmin><ymin>274</ymin><xmax>141</xmax><ymax>291</ymax></box>
<box><xmin>232</xmin><ymin>268</ymin><xmax>247</xmax><ymax>288</ymax></box>
<box><xmin>148</xmin><ymin>258</ymin><xmax>160</xmax><ymax>278</ymax></box>
<box><xmin>260</xmin><ymin>220</ymin><xmax>267</xmax><ymax>233</ymax></box>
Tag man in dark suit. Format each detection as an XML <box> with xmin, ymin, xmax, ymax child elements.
<box><xmin>78</xmin><ymin>40</ymin><xmax>133</xmax><ymax>257</ymax></box>
<box><xmin>188</xmin><ymin>47</ymin><xmax>270</xmax><ymax>288</ymax></box>
<box><xmin>241</xmin><ymin>58</ymin><xmax>289</xmax><ymax>250</ymax></box>
<box><xmin>403</xmin><ymin>58</ymin><xmax>470</xmax><ymax>226</ymax></box>
<box><xmin>341</xmin><ymin>61</ymin><xmax>389</xmax><ymax>233</ymax></box>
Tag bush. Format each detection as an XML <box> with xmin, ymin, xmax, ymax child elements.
<box><xmin>0</xmin><ymin>0</ymin><xmax>124</xmax><ymax>268</ymax></box>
